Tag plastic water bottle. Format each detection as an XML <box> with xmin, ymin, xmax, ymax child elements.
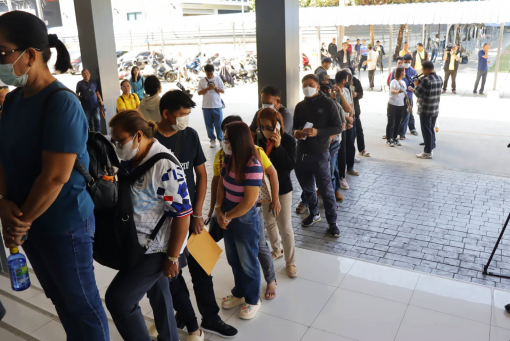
<box><xmin>8</xmin><ymin>247</ymin><xmax>31</xmax><ymax>291</ymax></box>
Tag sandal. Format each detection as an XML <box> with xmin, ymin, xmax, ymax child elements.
<box><xmin>271</xmin><ymin>250</ymin><xmax>283</xmax><ymax>260</ymax></box>
<box><xmin>359</xmin><ymin>150</ymin><xmax>371</xmax><ymax>157</ymax></box>
<box><xmin>399</xmin><ymin>136</ymin><xmax>406</xmax><ymax>140</ymax></box>
<box><xmin>296</xmin><ymin>203</ymin><xmax>308</xmax><ymax>214</ymax></box>
<box><xmin>265</xmin><ymin>280</ymin><xmax>277</xmax><ymax>300</ymax></box>
<box><xmin>286</xmin><ymin>265</ymin><xmax>298</xmax><ymax>278</ymax></box>
<box><xmin>382</xmin><ymin>135</ymin><xmax>387</xmax><ymax>139</ymax></box>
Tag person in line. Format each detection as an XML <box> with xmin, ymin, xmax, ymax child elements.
<box><xmin>346</xmin><ymin>39</ymin><xmax>353</xmax><ymax>54</ymax></box>
<box><xmin>154</xmin><ymin>90</ymin><xmax>238</xmax><ymax>339</ymax></box>
<box><xmin>412</xmin><ymin>43</ymin><xmax>429</xmax><ymax>74</ymax></box>
<box><xmin>359</xmin><ymin>39</ymin><xmax>369</xmax><ymax>72</ymax></box>
<box><xmin>409</xmin><ymin>61</ymin><xmax>442</xmax><ymax>159</ymax></box>
<box><xmin>198</xmin><ymin>64</ymin><xmax>225</xmax><ymax>148</ymax></box>
<box><xmin>474</xmin><ymin>43</ymin><xmax>490</xmax><ymax>95</ymax></box>
<box><xmin>386</xmin><ymin>67</ymin><xmax>407</xmax><ymax>147</ymax></box>
<box><xmin>442</xmin><ymin>44</ymin><xmax>460</xmax><ymax>94</ymax></box>
<box><xmin>0</xmin><ymin>11</ymin><xmax>109</xmax><ymax>340</ymax></box>
<box><xmin>254</xmin><ymin>108</ymin><xmax>298</xmax><ymax>278</ymax></box>
<box><xmin>130</xmin><ymin>66</ymin><xmax>145</xmax><ymax>100</ymax></box>
<box><xmin>0</xmin><ymin>86</ymin><xmax>8</xmax><ymax>116</ymax></box>
<box><xmin>431</xmin><ymin>34</ymin><xmax>440</xmax><ymax>63</ymax></box>
<box><xmin>354</xmin><ymin>39</ymin><xmax>362</xmax><ymax>55</ymax></box>
<box><xmin>250</xmin><ymin>85</ymin><xmax>294</xmax><ymax>137</ymax></box>
<box><xmin>210</xmin><ymin>115</ymin><xmax>279</xmax><ymax>301</ymax></box>
<box><xmin>314</xmin><ymin>57</ymin><xmax>334</xmax><ymax>86</ymax></box>
<box><xmin>139</xmin><ymin>75</ymin><xmax>162</xmax><ymax>122</ymax></box>
<box><xmin>293</xmin><ymin>74</ymin><xmax>342</xmax><ymax>237</ymax></box>
<box><xmin>328</xmin><ymin>38</ymin><xmax>338</xmax><ymax>64</ymax></box>
<box><xmin>76</xmin><ymin>69</ymin><xmax>103</xmax><ymax>132</ymax></box>
<box><xmin>399</xmin><ymin>42</ymin><xmax>411</xmax><ymax>57</ymax></box>
<box><xmin>376</xmin><ymin>40</ymin><xmax>386</xmax><ymax>69</ymax></box>
<box><xmin>365</xmin><ymin>44</ymin><xmax>378</xmax><ymax>90</ymax></box>
<box><xmin>349</xmin><ymin>67</ymin><xmax>369</xmax><ymax>157</ymax></box>
<box><xmin>336</xmin><ymin>42</ymin><xmax>351</xmax><ymax>70</ymax></box>
<box><xmin>105</xmin><ymin>111</ymin><xmax>190</xmax><ymax>341</ymax></box>
<box><xmin>216</xmin><ymin>122</ymin><xmax>263</xmax><ymax>320</ymax></box>
<box><xmin>117</xmin><ymin>79</ymin><xmax>140</xmax><ymax>112</ymax></box>
<box><xmin>320</xmin><ymin>42</ymin><xmax>329</xmax><ymax>60</ymax></box>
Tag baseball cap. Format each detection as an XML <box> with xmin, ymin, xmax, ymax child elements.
<box><xmin>322</xmin><ymin>57</ymin><xmax>333</xmax><ymax>63</ymax></box>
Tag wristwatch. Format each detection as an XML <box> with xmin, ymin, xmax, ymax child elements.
<box><xmin>168</xmin><ymin>256</ymin><xmax>179</xmax><ymax>264</ymax></box>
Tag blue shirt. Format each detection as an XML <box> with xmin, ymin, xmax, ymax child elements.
<box><xmin>0</xmin><ymin>81</ymin><xmax>94</xmax><ymax>235</ymax></box>
<box><xmin>75</xmin><ymin>79</ymin><xmax>98</xmax><ymax>110</ymax></box>
<box><xmin>390</xmin><ymin>67</ymin><xmax>417</xmax><ymax>99</ymax></box>
<box><xmin>361</xmin><ymin>45</ymin><xmax>369</xmax><ymax>56</ymax></box>
<box><xmin>130</xmin><ymin>76</ymin><xmax>145</xmax><ymax>100</ymax></box>
<box><xmin>478</xmin><ymin>50</ymin><xmax>489</xmax><ymax>72</ymax></box>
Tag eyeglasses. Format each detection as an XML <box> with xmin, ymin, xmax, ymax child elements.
<box><xmin>110</xmin><ymin>134</ymin><xmax>135</xmax><ymax>147</ymax></box>
<box><xmin>0</xmin><ymin>48</ymin><xmax>40</xmax><ymax>64</ymax></box>
<box><xmin>260</xmin><ymin>126</ymin><xmax>274</xmax><ymax>132</ymax></box>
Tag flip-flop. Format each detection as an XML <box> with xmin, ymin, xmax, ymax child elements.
<box><xmin>264</xmin><ymin>280</ymin><xmax>277</xmax><ymax>300</ymax></box>
<box><xmin>296</xmin><ymin>203</ymin><xmax>308</xmax><ymax>214</ymax></box>
<box><xmin>359</xmin><ymin>150</ymin><xmax>371</xmax><ymax>157</ymax></box>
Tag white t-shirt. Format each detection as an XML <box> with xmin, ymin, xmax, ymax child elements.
<box><xmin>131</xmin><ymin>140</ymin><xmax>193</xmax><ymax>254</ymax></box>
<box><xmin>197</xmin><ymin>75</ymin><xmax>225</xmax><ymax>109</ymax></box>
<box><xmin>389</xmin><ymin>79</ymin><xmax>406</xmax><ymax>106</ymax></box>
<box><xmin>367</xmin><ymin>50</ymin><xmax>378</xmax><ymax>70</ymax></box>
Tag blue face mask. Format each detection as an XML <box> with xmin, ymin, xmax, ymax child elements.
<box><xmin>0</xmin><ymin>50</ymin><xmax>30</xmax><ymax>87</ymax></box>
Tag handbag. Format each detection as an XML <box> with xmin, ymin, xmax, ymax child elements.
<box><xmin>206</xmin><ymin>212</ymin><xmax>224</xmax><ymax>242</ymax></box>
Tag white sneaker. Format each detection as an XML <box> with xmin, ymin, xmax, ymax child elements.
<box><xmin>354</xmin><ymin>157</ymin><xmax>360</xmax><ymax>163</ymax></box>
<box><xmin>239</xmin><ymin>300</ymin><xmax>261</xmax><ymax>320</ymax></box>
<box><xmin>340</xmin><ymin>178</ymin><xmax>349</xmax><ymax>190</ymax></box>
<box><xmin>416</xmin><ymin>152</ymin><xmax>433</xmax><ymax>159</ymax></box>
<box><xmin>210</xmin><ymin>140</ymin><xmax>216</xmax><ymax>149</ymax></box>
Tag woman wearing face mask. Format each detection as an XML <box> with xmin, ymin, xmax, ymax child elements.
<box><xmin>117</xmin><ymin>79</ymin><xmax>140</xmax><ymax>113</ymax></box>
<box><xmin>216</xmin><ymin>122</ymin><xmax>263</xmax><ymax>320</ymax></box>
<box><xmin>139</xmin><ymin>75</ymin><xmax>162</xmax><ymax>122</ymax></box>
<box><xmin>0</xmin><ymin>11</ymin><xmax>109</xmax><ymax>340</ymax></box>
<box><xmin>106</xmin><ymin>110</ymin><xmax>193</xmax><ymax>341</ymax></box>
<box><xmin>387</xmin><ymin>66</ymin><xmax>407</xmax><ymax>147</ymax></box>
<box><xmin>255</xmin><ymin>108</ymin><xmax>298</xmax><ymax>278</ymax></box>
<box><xmin>130</xmin><ymin>66</ymin><xmax>145</xmax><ymax>100</ymax></box>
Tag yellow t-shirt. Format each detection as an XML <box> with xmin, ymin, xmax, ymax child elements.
<box><xmin>415</xmin><ymin>51</ymin><xmax>425</xmax><ymax>70</ymax></box>
<box><xmin>213</xmin><ymin>146</ymin><xmax>272</xmax><ymax>177</ymax></box>
<box><xmin>116</xmin><ymin>93</ymin><xmax>140</xmax><ymax>112</ymax></box>
<box><xmin>449</xmin><ymin>53</ymin><xmax>456</xmax><ymax>71</ymax></box>
<box><xmin>399</xmin><ymin>49</ymin><xmax>411</xmax><ymax>57</ymax></box>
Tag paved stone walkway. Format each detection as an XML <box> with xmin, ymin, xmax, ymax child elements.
<box><xmin>202</xmin><ymin>146</ymin><xmax>510</xmax><ymax>289</ymax></box>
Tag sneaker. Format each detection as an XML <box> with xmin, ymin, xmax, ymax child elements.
<box><xmin>419</xmin><ymin>142</ymin><xmax>425</xmax><ymax>146</ymax></box>
<box><xmin>505</xmin><ymin>303</ymin><xmax>510</xmax><ymax>313</ymax></box>
<box><xmin>452</xmin><ymin>90</ymin><xmax>456</xmax><ymax>94</ymax></box>
<box><xmin>411</xmin><ymin>131</ymin><xmax>419</xmax><ymax>136</ymax></box>
<box><xmin>354</xmin><ymin>157</ymin><xmax>361</xmax><ymax>163</ymax></box>
<box><xmin>416</xmin><ymin>152</ymin><xmax>433</xmax><ymax>159</ymax></box>
<box><xmin>328</xmin><ymin>224</ymin><xmax>341</xmax><ymax>237</ymax></box>
<box><xmin>442</xmin><ymin>89</ymin><xmax>446</xmax><ymax>93</ymax></box>
<box><xmin>335</xmin><ymin>191</ymin><xmax>344</xmax><ymax>202</ymax></box>
<box><xmin>395</xmin><ymin>140</ymin><xmax>402</xmax><ymax>146</ymax></box>
<box><xmin>473</xmin><ymin>90</ymin><xmax>477</xmax><ymax>94</ymax></box>
<box><xmin>201</xmin><ymin>319</ymin><xmax>238</xmax><ymax>339</ymax></box>
<box><xmin>340</xmin><ymin>178</ymin><xmax>349</xmax><ymax>190</ymax></box>
<box><xmin>239</xmin><ymin>300</ymin><xmax>261</xmax><ymax>320</ymax></box>
<box><xmin>302</xmin><ymin>213</ymin><xmax>321</xmax><ymax>227</ymax></box>
<box><xmin>386</xmin><ymin>140</ymin><xmax>394</xmax><ymax>147</ymax></box>
<box><xmin>221</xmin><ymin>295</ymin><xmax>244</xmax><ymax>310</ymax></box>
<box><xmin>479</xmin><ymin>91</ymin><xmax>484</xmax><ymax>95</ymax></box>
<box><xmin>210</xmin><ymin>140</ymin><xmax>216</xmax><ymax>148</ymax></box>
<box><xmin>347</xmin><ymin>168</ymin><xmax>359</xmax><ymax>176</ymax></box>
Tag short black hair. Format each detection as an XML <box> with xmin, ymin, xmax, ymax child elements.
<box><xmin>335</xmin><ymin>70</ymin><xmax>349</xmax><ymax>83</ymax></box>
<box><xmin>422</xmin><ymin>61</ymin><xmax>434</xmax><ymax>70</ymax></box>
<box><xmin>159</xmin><ymin>90</ymin><xmax>196</xmax><ymax>116</ymax></box>
<box><xmin>376</xmin><ymin>40</ymin><xmax>380</xmax><ymax>43</ymax></box>
<box><xmin>302</xmin><ymin>74</ymin><xmax>319</xmax><ymax>85</ymax></box>
<box><xmin>204</xmin><ymin>64</ymin><xmax>215</xmax><ymax>72</ymax></box>
<box><xmin>261</xmin><ymin>85</ymin><xmax>281</xmax><ymax>98</ymax></box>
<box><xmin>144</xmin><ymin>75</ymin><xmax>161</xmax><ymax>96</ymax></box>
<box><xmin>357</xmin><ymin>39</ymin><xmax>360</xmax><ymax>41</ymax></box>
<box><xmin>81</xmin><ymin>69</ymin><xmax>89</xmax><ymax>74</ymax></box>
<box><xmin>483</xmin><ymin>43</ymin><xmax>490</xmax><ymax>48</ymax></box>
<box><xmin>417</xmin><ymin>43</ymin><xmax>424</xmax><ymax>47</ymax></box>
<box><xmin>221</xmin><ymin>115</ymin><xmax>243</xmax><ymax>132</ymax></box>
<box><xmin>396</xmin><ymin>56</ymin><xmax>403</xmax><ymax>61</ymax></box>
<box><xmin>404</xmin><ymin>41</ymin><xmax>408</xmax><ymax>44</ymax></box>
<box><xmin>120</xmin><ymin>79</ymin><xmax>129</xmax><ymax>87</ymax></box>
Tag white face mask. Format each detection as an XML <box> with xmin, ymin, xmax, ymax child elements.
<box><xmin>115</xmin><ymin>135</ymin><xmax>139</xmax><ymax>161</ymax></box>
<box><xmin>223</xmin><ymin>142</ymin><xmax>232</xmax><ymax>155</ymax></box>
<box><xmin>0</xmin><ymin>50</ymin><xmax>30</xmax><ymax>87</ymax></box>
<box><xmin>261</xmin><ymin>103</ymin><xmax>274</xmax><ymax>110</ymax></box>
<box><xmin>303</xmin><ymin>86</ymin><xmax>317</xmax><ymax>98</ymax></box>
<box><xmin>171</xmin><ymin>114</ymin><xmax>189</xmax><ymax>131</ymax></box>
<box><xmin>403</xmin><ymin>63</ymin><xmax>411</xmax><ymax>69</ymax></box>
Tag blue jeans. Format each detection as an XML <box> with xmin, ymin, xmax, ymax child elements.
<box><xmin>399</xmin><ymin>98</ymin><xmax>416</xmax><ymax>137</ymax></box>
<box><xmin>329</xmin><ymin>140</ymin><xmax>341</xmax><ymax>192</ymax></box>
<box><xmin>84</xmin><ymin>107</ymin><xmax>101</xmax><ymax>133</ymax></box>
<box><xmin>22</xmin><ymin>215</ymin><xmax>109</xmax><ymax>341</ymax></box>
<box><xmin>420</xmin><ymin>114</ymin><xmax>437</xmax><ymax>154</ymax></box>
<box><xmin>223</xmin><ymin>206</ymin><xmax>261</xmax><ymax>305</ymax></box>
<box><xmin>202</xmin><ymin>108</ymin><xmax>223</xmax><ymax>142</ymax></box>
<box><xmin>431</xmin><ymin>49</ymin><xmax>438</xmax><ymax>63</ymax></box>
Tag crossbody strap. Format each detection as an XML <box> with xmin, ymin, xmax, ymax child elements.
<box><xmin>174</xmin><ymin>130</ymin><xmax>184</xmax><ymax>159</ymax></box>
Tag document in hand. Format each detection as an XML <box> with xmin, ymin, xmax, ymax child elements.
<box><xmin>302</xmin><ymin>122</ymin><xmax>313</xmax><ymax>140</ymax></box>
<box><xmin>187</xmin><ymin>229</ymin><xmax>223</xmax><ymax>275</ymax></box>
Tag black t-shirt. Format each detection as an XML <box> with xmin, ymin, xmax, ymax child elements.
<box><xmin>154</xmin><ymin>127</ymin><xmax>206</xmax><ymax>204</ymax></box>
<box><xmin>249</xmin><ymin>105</ymin><xmax>293</xmax><ymax>135</ymax></box>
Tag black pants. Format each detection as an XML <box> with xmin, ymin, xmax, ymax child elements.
<box><xmin>295</xmin><ymin>152</ymin><xmax>337</xmax><ymax>224</ymax></box>
<box><xmin>171</xmin><ymin>270</ymin><xmax>199</xmax><ymax>333</ymax></box>
<box><xmin>106</xmin><ymin>253</ymin><xmax>179</xmax><ymax>341</ymax></box>
<box><xmin>338</xmin><ymin>131</ymin><xmax>347</xmax><ymax>179</ymax></box>
<box><xmin>443</xmin><ymin>70</ymin><xmax>457</xmax><ymax>90</ymax></box>
<box><xmin>419</xmin><ymin>114</ymin><xmax>438</xmax><ymax>154</ymax></box>
<box><xmin>386</xmin><ymin>104</ymin><xmax>405</xmax><ymax>141</ymax></box>
<box><xmin>355</xmin><ymin>115</ymin><xmax>365</xmax><ymax>152</ymax></box>
<box><xmin>338</xmin><ymin>127</ymin><xmax>356</xmax><ymax>178</ymax></box>
<box><xmin>474</xmin><ymin>70</ymin><xmax>488</xmax><ymax>93</ymax></box>
<box><xmin>368</xmin><ymin>70</ymin><xmax>375</xmax><ymax>88</ymax></box>
<box><xmin>171</xmin><ymin>252</ymin><xmax>221</xmax><ymax>326</ymax></box>
<box><xmin>358</xmin><ymin>56</ymin><xmax>367</xmax><ymax>71</ymax></box>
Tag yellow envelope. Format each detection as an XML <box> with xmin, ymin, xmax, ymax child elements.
<box><xmin>187</xmin><ymin>229</ymin><xmax>223</xmax><ymax>275</ymax></box>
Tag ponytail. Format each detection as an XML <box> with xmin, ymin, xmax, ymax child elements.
<box><xmin>109</xmin><ymin>110</ymin><xmax>158</xmax><ymax>139</ymax></box>
<box><xmin>147</xmin><ymin>120</ymin><xmax>158</xmax><ymax>138</ymax></box>
<box><xmin>48</xmin><ymin>34</ymin><xmax>71</xmax><ymax>74</ymax></box>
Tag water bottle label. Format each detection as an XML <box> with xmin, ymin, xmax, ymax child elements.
<box><xmin>13</xmin><ymin>264</ymin><xmax>29</xmax><ymax>284</ymax></box>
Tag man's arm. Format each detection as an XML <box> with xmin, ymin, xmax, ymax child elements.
<box><xmin>96</xmin><ymin>91</ymin><xmax>103</xmax><ymax>105</ymax></box>
<box><xmin>316</xmin><ymin>102</ymin><xmax>342</xmax><ymax>137</ymax></box>
<box><xmin>191</xmin><ymin>163</ymin><xmax>207</xmax><ymax>234</ymax></box>
<box><xmin>413</xmin><ymin>78</ymin><xmax>429</xmax><ymax>99</ymax></box>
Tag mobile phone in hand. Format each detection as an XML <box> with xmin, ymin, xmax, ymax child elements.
<box><xmin>274</xmin><ymin>122</ymin><xmax>281</xmax><ymax>133</ymax></box>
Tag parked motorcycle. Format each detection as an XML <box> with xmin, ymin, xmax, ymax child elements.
<box><xmin>302</xmin><ymin>53</ymin><xmax>312</xmax><ymax>71</ymax></box>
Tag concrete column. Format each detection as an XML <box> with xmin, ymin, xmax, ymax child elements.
<box><xmin>6</xmin><ymin>0</ymin><xmax>12</xmax><ymax>12</ymax></box>
<box><xmin>317</xmin><ymin>26</ymin><xmax>321</xmax><ymax>67</ymax></box>
<box><xmin>74</xmin><ymin>0</ymin><xmax>119</xmax><ymax>133</ymax></box>
<box><xmin>493</xmin><ymin>23</ymin><xmax>505</xmax><ymax>91</ymax></box>
<box><xmin>388</xmin><ymin>24</ymin><xmax>393</xmax><ymax>75</ymax></box>
<box><xmin>256</xmin><ymin>0</ymin><xmax>300</xmax><ymax>110</ymax></box>
<box><xmin>338</xmin><ymin>26</ymin><xmax>345</xmax><ymax>46</ymax></box>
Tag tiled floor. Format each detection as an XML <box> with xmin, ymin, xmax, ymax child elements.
<box><xmin>3</xmin><ymin>246</ymin><xmax>510</xmax><ymax>341</ymax></box>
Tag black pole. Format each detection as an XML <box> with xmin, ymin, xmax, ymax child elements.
<box><xmin>483</xmin><ymin>211</ymin><xmax>510</xmax><ymax>278</ymax></box>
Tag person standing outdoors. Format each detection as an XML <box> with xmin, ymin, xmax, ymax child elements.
<box><xmin>376</xmin><ymin>40</ymin><xmax>386</xmax><ymax>69</ymax></box>
<box><xmin>328</xmin><ymin>38</ymin><xmax>338</xmax><ymax>63</ymax></box>
<box><xmin>365</xmin><ymin>44</ymin><xmax>378</xmax><ymax>90</ymax></box>
<box><xmin>350</xmin><ymin>67</ymin><xmax>369</xmax><ymax>157</ymax></box>
<box><xmin>359</xmin><ymin>39</ymin><xmax>369</xmax><ymax>72</ymax></box>
<box><xmin>314</xmin><ymin>57</ymin><xmax>334</xmax><ymax>86</ymax></box>
<box><xmin>412</xmin><ymin>43</ymin><xmax>429</xmax><ymax>74</ymax></box>
<box><xmin>198</xmin><ymin>64</ymin><xmax>225</xmax><ymax>148</ymax></box>
<box><xmin>293</xmin><ymin>74</ymin><xmax>342</xmax><ymax>237</ymax></box>
<box><xmin>442</xmin><ymin>44</ymin><xmax>460</xmax><ymax>94</ymax></box>
<box><xmin>474</xmin><ymin>43</ymin><xmax>490</xmax><ymax>95</ymax></box>
<box><xmin>76</xmin><ymin>69</ymin><xmax>103</xmax><ymax>132</ymax></box>
<box><xmin>397</xmin><ymin>54</ymin><xmax>419</xmax><ymax>138</ymax></box>
<box><xmin>431</xmin><ymin>34</ymin><xmax>440</xmax><ymax>63</ymax></box>
<box><xmin>129</xmin><ymin>66</ymin><xmax>145</xmax><ymax>100</ymax></box>
<box><xmin>409</xmin><ymin>61</ymin><xmax>442</xmax><ymax>159</ymax></box>
<box><xmin>0</xmin><ymin>11</ymin><xmax>109</xmax><ymax>340</ymax></box>
<box><xmin>138</xmin><ymin>75</ymin><xmax>162</xmax><ymax>122</ymax></box>
<box><xmin>250</xmin><ymin>85</ymin><xmax>294</xmax><ymax>136</ymax></box>
<box><xmin>346</xmin><ymin>39</ymin><xmax>353</xmax><ymax>54</ymax></box>
<box><xmin>336</xmin><ymin>42</ymin><xmax>351</xmax><ymax>70</ymax></box>
<box><xmin>399</xmin><ymin>42</ymin><xmax>411</xmax><ymax>57</ymax></box>
<box><xmin>117</xmin><ymin>79</ymin><xmax>140</xmax><ymax>112</ymax></box>
<box><xmin>386</xmin><ymin>67</ymin><xmax>407</xmax><ymax>147</ymax></box>
<box><xmin>321</xmin><ymin>42</ymin><xmax>329</xmax><ymax>60</ymax></box>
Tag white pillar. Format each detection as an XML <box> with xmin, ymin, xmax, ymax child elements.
<box><xmin>242</xmin><ymin>3</ymin><xmax>246</xmax><ymax>52</ymax></box>
<box><xmin>493</xmin><ymin>23</ymin><xmax>505</xmax><ymax>91</ymax></box>
<box><xmin>317</xmin><ymin>26</ymin><xmax>321</xmax><ymax>67</ymax></box>
<box><xmin>389</xmin><ymin>24</ymin><xmax>393</xmax><ymax>74</ymax></box>
<box><xmin>422</xmin><ymin>24</ymin><xmax>426</xmax><ymax>45</ymax></box>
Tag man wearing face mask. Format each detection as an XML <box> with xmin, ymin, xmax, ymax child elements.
<box><xmin>154</xmin><ymin>90</ymin><xmax>238</xmax><ymax>338</ymax></box>
<box><xmin>250</xmin><ymin>86</ymin><xmax>293</xmax><ymax>138</ymax></box>
<box><xmin>391</xmin><ymin>54</ymin><xmax>419</xmax><ymax>139</ymax></box>
<box><xmin>293</xmin><ymin>74</ymin><xmax>342</xmax><ymax>238</ymax></box>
